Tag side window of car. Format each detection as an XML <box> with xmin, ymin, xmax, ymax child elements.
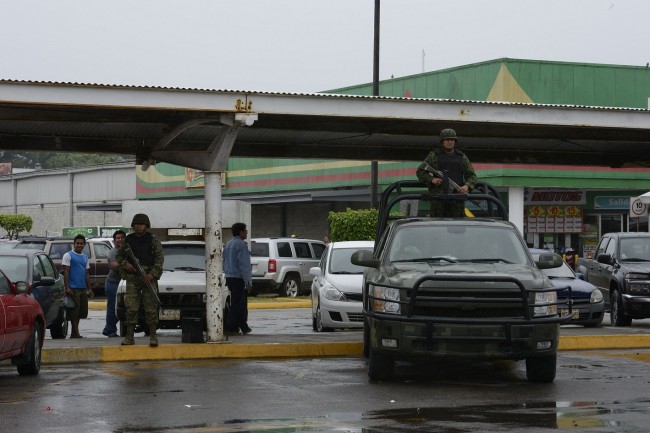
<box><xmin>311</xmin><ymin>243</ymin><xmax>326</xmax><ymax>259</ymax></box>
<box><xmin>94</xmin><ymin>242</ymin><xmax>111</xmax><ymax>259</ymax></box>
<box><xmin>0</xmin><ymin>273</ymin><xmax>9</xmax><ymax>294</ymax></box>
<box><xmin>33</xmin><ymin>257</ymin><xmax>46</xmax><ymax>281</ymax></box>
<box><xmin>604</xmin><ymin>238</ymin><xmax>617</xmax><ymax>257</ymax></box>
<box><xmin>293</xmin><ymin>242</ymin><xmax>311</xmax><ymax>259</ymax></box>
<box><xmin>38</xmin><ymin>254</ymin><xmax>58</xmax><ymax>278</ymax></box>
<box><xmin>49</xmin><ymin>243</ymin><xmax>71</xmax><ymax>259</ymax></box>
<box><xmin>277</xmin><ymin>242</ymin><xmax>292</xmax><ymax>258</ymax></box>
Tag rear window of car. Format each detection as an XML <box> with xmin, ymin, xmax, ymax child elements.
<box><xmin>0</xmin><ymin>256</ymin><xmax>28</xmax><ymax>282</ymax></box>
<box><xmin>250</xmin><ymin>242</ymin><xmax>269</xmax><ymax>257</ymax></box>
<box><xmin>49</xmin><ymin>243</ymin><xmax>72</xmax><ymax>259</ymax></box>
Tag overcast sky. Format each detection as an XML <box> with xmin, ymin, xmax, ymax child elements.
<box><xmin>2</xmin><ymin>0</ymin><xmax>649</xmax><ymax>93</ymax></box>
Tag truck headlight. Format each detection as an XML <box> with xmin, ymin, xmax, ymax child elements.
<box><xmin>625</xmin><ymin>273</ymin><xmax>650</xmax><ymax>295</ymax></box>
<box><xmin>534</xmin><ymin>291</ymin><xmax>557</xmax><ymax>316</ymax></box>
<box><xmin>321</xmin><ymin>285</ymin><xmax>347</xmax><ymax>301</ymax></box>
<box><xmin>371</xmin><ymin>285</ymin><xmax>401</xmax><ymax>314</ymax></box>
<box><xmin>590</xmin><ymin>289</ymin><xmax>603</xmax><ymax>303</ymax></box>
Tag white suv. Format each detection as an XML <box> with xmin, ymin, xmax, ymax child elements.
<box><xmin>250</xmin><ymin>237</ymin><xmax>326</xmax><ymax>297</ymax></box>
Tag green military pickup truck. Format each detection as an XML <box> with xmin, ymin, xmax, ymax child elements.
<box><xmin>352</xmin><ymin>180</ymin><xmax>572</xmax><ymax>383</ymax></box>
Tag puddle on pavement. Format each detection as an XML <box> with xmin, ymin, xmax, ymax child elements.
<box><xmin>112</xmin><ymin>400</ymin><xmax>650</xmax><ymax>433</ymax></box>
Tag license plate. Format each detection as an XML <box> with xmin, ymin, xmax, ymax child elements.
<box><xmin>561</xmin><ymin>309</ymin><xmax>579</xmax><ymax>320</ymax></box>
<box><xmin>159</xmin><ymin>309</ymin><xmax>181</xmax><ymax>321</ymax></box>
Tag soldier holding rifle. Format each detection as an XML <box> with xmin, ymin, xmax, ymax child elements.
<box><xmin>416</xmin><ymin>128</ymin><xmax>477</xmax><ymax>217</ymax></box>
<box><xmin>117</xmin><ymin>213</ymin><xmax>164</xmax><ymax>347</ymax></box>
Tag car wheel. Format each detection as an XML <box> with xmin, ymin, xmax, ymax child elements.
<box><xmin>16</xmin><ymin>323</ymin><xmax>42</xmax><ymax>376</ymax></box>
<box><xmin>611</xmin><ymin>290</ymin><xmax>632</xmax><ymax>327</ymax></box>
<box><xmin>50</xmin><ymin>307</ymin><xmax>68</xmax><ymax>339</ymax></box>
<box><xmin>368</xmin><ymin>346</ymin><xmax>394</xmax><ymax>382</ymax></box>
<box><xmin>525</xmin><ymin>354</ymin><xmax>557</xmax><ymax>383</ymax></box>
<box><xmin>281</xmin><ymin>276</ymin><xmax>300</xmax><ymax>298</ymax></box>
<box><xmin>316</xmin><ymin>305</ymin><xmax>333</xmax><ymax>332</ymax></box>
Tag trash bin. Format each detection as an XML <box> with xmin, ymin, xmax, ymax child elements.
<box><xmin>181</xmin><ymin>317</ymin><xmax>204</xmax><ymax>343</ymax></box>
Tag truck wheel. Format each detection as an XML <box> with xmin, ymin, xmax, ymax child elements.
<box><xmin>368</xmin><ymin>347</ymin><xmax>394</xmax><ymax>381</ymax></box>
<box><xmin>611</xmin><ymin>290</ymin><xmax>632</xmax><ymax>326</ymax></box>
<box><xmin>525</xmin><ymin>354</ymin><xmax>556</xmax><ymax>383</ymax></box>
<box><xmin>16</xmin><ymin>324</ymin><xmax>42</xmax><ymax>376</ymax></box>
<box><xmin>50</xmin><ymin>307</ymin><xmax>68</xmax><ymax>339</ymax></box>
<box><xmin>281</xmin><ymin>276</ymin><xmax>300</xmax><ymax>298</ymax></box>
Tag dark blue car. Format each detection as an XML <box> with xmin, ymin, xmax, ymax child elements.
<box><xmin>0</xmin><ymin>249</ymin><xmax>68</xmax><ymax>338</ymax></box>
<box><xmin>530</xmin><ymin>248</ymin><xmax>604</xmax><ymax>327</ymax></box>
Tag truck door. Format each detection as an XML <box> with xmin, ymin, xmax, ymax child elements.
<box><xmin>90</xmin><ymin>242</ymin><xmax>112</xmax><ymax>291</ymax></box>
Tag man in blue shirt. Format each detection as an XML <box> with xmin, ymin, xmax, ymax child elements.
<box><xmin>223</xmin><ymin>222</ymin><xmax>253</xmax><ymax>336</ymax></box>
<box><xmin>62</xmin><ymin>234</ymin><xmax>93</xmax><ymax>338</ymax></box>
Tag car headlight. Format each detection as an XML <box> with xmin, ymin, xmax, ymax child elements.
<box><xmin>625</xmin><ymin>273</ymin><xmax>650</xmax><ymax>295</ymax></box>
<box><xmin>590</xmin><ymin>289</ymin><xmax>603</xmax><ymax>303</ymax></box>
<box><xmin>321</xmin><ymin>285</ymin><xmax>347</xmax><ymax>301</ymax></box>
<box><xmin>371</xmin><ymin>285</ymin><xmax>401</xmax><ymax>314</ymax></box>
<box><xmin>534</xmin><ymin>291</ymin><xmax>557</xmax><ymax>316</ymax></box>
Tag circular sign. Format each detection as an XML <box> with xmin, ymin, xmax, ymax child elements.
<box><xmin>630</xmin><ymin>198</ymin><xmax>648</xmax><ymax>217</ymax></box>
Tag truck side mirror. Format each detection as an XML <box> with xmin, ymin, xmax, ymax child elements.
<box><xmin>351</xmin><ymin>250</ymin><xmax>380</xmax><ymax>269</ymax></box>
<box><xmin>596</xmin><ymin>253</ymin><xmax>612</xmax><ymax>265</ymax></box>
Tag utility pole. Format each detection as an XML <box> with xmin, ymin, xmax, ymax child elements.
<box><xmin>370</xmin><ymin>0</ymin><xmax>380</xmax><ymax>209</ymax></box>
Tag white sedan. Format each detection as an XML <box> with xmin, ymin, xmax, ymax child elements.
<box><xmin>309</xmin><ymin>240</ymin><xmax>374</xmax><ymax>332</ymax></box>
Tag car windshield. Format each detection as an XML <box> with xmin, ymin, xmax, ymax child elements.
<box><xmin>619</xmin><ymin>238</ymin><xmax>650</xmax><ymax>261</ymax></box>
<box><xmin>0</xmin><ymin>256</ymin><xmax>28</xmax><ymax>281</ymax></box>
<box><xmin>329</xmin><ymin>247</ymin><xmax>373</xmax><ymax>274</ymax></box>
<box><xmin>162</xmin><ymin>245</ymin><xmax>205</xmax><ymax>271</ymax></box>
<box><xmin>388</xmin><ymin>224</ymin><xmax>529</xmax><ymax>265</ymax></box>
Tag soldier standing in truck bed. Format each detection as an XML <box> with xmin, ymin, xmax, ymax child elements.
<box><xmin>416</xmin><ymin>128</ymin><xmax>477</xmax><ymax>217</ymax></box>
<box><xmin>117</xmin><ymin>213</ymin><xmax>164</xmax><ymax>347</ymax></box>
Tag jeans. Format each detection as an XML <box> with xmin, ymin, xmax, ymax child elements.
<box><xmin>103</xmin><ymin>280</ymin><xmax>119</xmax><ymax>336</ymax></box>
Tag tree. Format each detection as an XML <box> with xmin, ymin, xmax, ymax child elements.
<box><xmin>0</xmin><ymin>214</ymin><xmax>33</xmax><ymax>239</ymax></box>
<box><xmin>0</xmin><ymin>151</ymin><xmax>128</xmax><ymax>169</ymax></box>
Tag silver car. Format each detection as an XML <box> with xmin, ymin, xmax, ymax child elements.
<box><xmin>309</xmin><ymin>240</ymin><xmax>374</xmax><ymax>332</ymax></box>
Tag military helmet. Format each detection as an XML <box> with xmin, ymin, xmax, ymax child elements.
<box><xmin>439</xmin><ymin>128</ymin><xmax>458</xmax><ymax>142</ymax></box>
<box><xmin>131</xmin><ymin>213</ymin><xmax>150</xmax><ymax>228</ymax></box>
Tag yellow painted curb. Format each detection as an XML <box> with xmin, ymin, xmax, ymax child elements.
<box><xmin>42</xmin><ymin>342</ymin><xmax>363</xmax><ymax>364</ymax></box>
<box><xmin>559</xmin><ymin>334</ymin><xmax>650</xmax><ymax>351</ymax></box>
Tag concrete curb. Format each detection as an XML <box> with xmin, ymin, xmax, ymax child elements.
<box><xmin>88</xmin><ymin>300</ymin><xmax>311</xmax><ymax>311</ymax></box>
<box><xmin>559</xmin><ymin>334</ymin><xmax>650</xmax><ymax>351</ymax></box>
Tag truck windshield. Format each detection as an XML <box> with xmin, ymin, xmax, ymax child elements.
<box><xmin>619</xmin><ymin>238</ymin><xmax>650</xmax><ymax>261</ymax></box>
<box><xmin>162</xmin><ymin>245</ymin><xmax>205</xmax><ymax>271</ymax></box>
<box><xmin>388</xmin><ymin>224</ymin><xmax>529</xmax><ymax>265</ymax></box>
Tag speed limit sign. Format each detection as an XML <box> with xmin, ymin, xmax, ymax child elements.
<box><xmin>630</xmin><ymin>198</ymin><xmax>649</xmax><ymax>217</ymax></box>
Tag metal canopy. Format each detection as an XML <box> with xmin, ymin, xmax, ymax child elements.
<box><xmin>1</xmin><ymin>80</ymin><xmax>649</xmax><ymax>170</ymax></box>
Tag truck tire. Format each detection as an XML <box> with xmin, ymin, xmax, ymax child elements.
<box><xmin>368</xmin><ymin>347</ymin><xmax>394</xmax><ymax>381</ymax></box>
<box><xmin>611</xmin><ymin>290</ymin><xmax>632</xmax><ymax>326</ymax></box>
<box><xmin>525</xmin><ymin>354</ymin><xmax>556</xmax><ymax>383</ymax></box>
<box><xmin>280</xmin><ymin>275</ymin><xmax>300</xmax><ymax>298</ymax></box>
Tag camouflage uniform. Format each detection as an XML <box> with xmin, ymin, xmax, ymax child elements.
<box><xmin>416</xmin><ymin>129</ymin><xmax>477</xmax><ymax>217</ymax></box>
<box><xmin>116</xmin><ymin>231</ymin><xmax>164</xmax><ymax>329</ymax></box>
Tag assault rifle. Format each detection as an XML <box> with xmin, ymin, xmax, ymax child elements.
<box><xmin>418</xmin><ymin>161</ymin><xmax>483</xmax><ymax>208</ymax></box>
<box><xmin>123</xmin><ymin>244</ymin><xmax>163</xmax><ymax>312</ymax></box>
<box><xmin>418</xmin><ymin>161</ymin><xmax>464</xmax><ymax>194</ymax></box>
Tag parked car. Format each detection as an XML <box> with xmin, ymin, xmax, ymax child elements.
<box><xmin>0</xmin><ymin>268</ymin><xmax>45</xmax><ymax>375</ymax></box>
<box><xmin>116</xmin><ymin>241</ymin><xmax>231</xmax><ymax>335</ymax></box>
<box><xmin>0</xmin><ymin>240</ymin><xmax>20</xmax><ymax>249</ymax></box>
<box><xmin>44</xmin><ymin>237</ymin><xmax>113</xmax><ymax>296</ymax></box>
<box><xmin>14</xmin><ymin>236</ymin><xmax>48</xmax><ymax>250</ymax></box>
<box><xmin>530</xmin><ymin>248</ymin><xmax>604</xmax><ymax>327</ymax></box>
<box><xmin>309</xmin><ymin>240</ymin><xmax>374</xmax><ymax>332</ymax></box>
<box><xmin>250</xmin><ymin>237</ymin><xmax>326</xmax><ymax>297</ymax></box>
<box><xmin>0</xmin><ymin>249</ymin><xmax>68</xmax><ymax>338</ymax></box>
